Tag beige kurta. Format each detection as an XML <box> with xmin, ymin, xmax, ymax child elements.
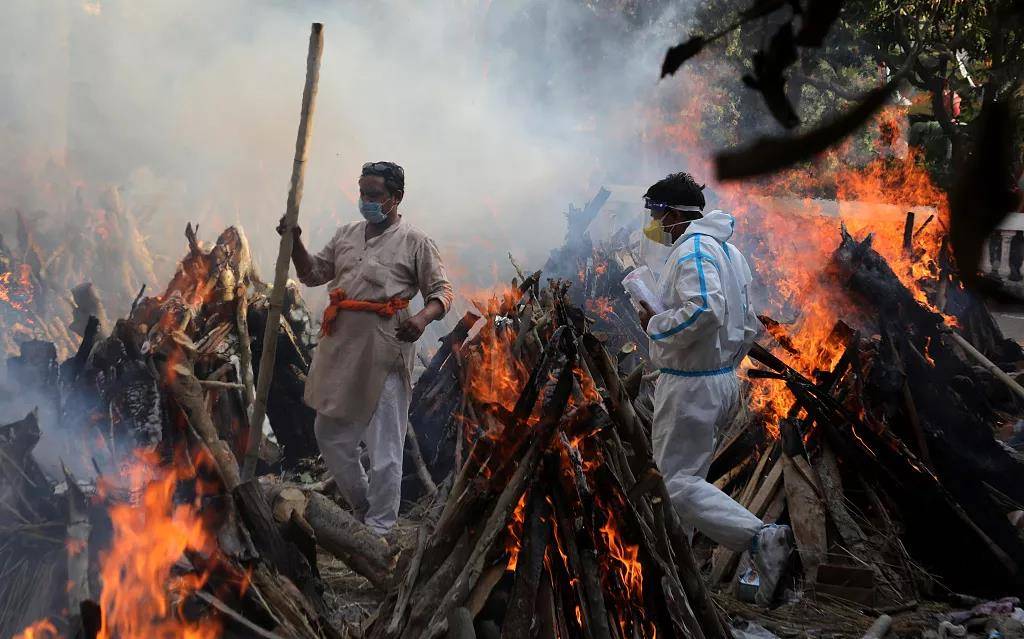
<box><xmin>298</xmin><ymin>217</ymin><xmax>454</xmax><ymax>425</ymax></box>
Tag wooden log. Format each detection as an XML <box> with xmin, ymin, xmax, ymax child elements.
<box><xmin>233</xmin><ymin>478</ymin><xmax>325</xmax><ymax>617</ymax></box>
<box><xmin>422</xmin><ymin>431</ymin><xmax>552</xmax><ymax>639</ymax></box>
<box><xmin>551</xmin><ymin>489</ymin><xmax>604</xmax><ymax>639</ymax></box>
<box><xmin>63</xmin><ymin>466</ymin><xmax>91</xmax><ymax>637</ymax></box>
<box><xmin>385</xmin><ymin>488</ymin><xmax>449</xmax><ymax>638</ymax></box>
<box><xmin>194</xmin><ymin>591</ymin><xmax>287</xmax><ymax>639</ymax></box>
<box><xmin>782</xmin><ymin>453</ymin><xmax>827</xmax><ymax>581</ymax></box>
<box><xmin>501</xmin><ymin>477</ymin><xmax>552</xmax><ymax>638</ymax></box>
<box><xmin>246</xmin><ymin>22</ymin><xmax>324</xmax><ymax>480</ymax></box>
<box><xmin>403</xmin><ymin>532</ymin><xmax>475</xmax><ymax>639</ymax></box>
<box><xmin>406</xmin><ymin>425</ymin><xmax>438</xmax><ymax>497</ymax></box>
<box><xmin>263</xmin><ymin>483</ymin><xmax>393</xmax><ymax>591</ymax></box>
<box><xmin>446</xmin><ymin>608</ymin><xmax>476</xmax><ymax>639</ymax></box>
<box><xmin>160</xmin><ymin>347</ymin><xmax>242</xmax><ymax>489</ymax></box>
<box><xmin>811</xmin><ymin>440</ymin><xmax>868</xmax><ymax>552</ymax></box>
<box><xmin>465</xmin><ymin>564</ymin><xmax>505</xmax><ymax>617</ymax></box>
<box><xmin>641</xmin><ymin>469</ymin><xmax>729</xmax><ymax>639</ymax></box>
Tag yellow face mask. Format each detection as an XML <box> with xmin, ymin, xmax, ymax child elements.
<box><xmin>643</xmin><ymin>219</ymin><xmax>673</xmax><ymax>246</ymax></box>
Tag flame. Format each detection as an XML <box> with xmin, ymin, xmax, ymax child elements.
<box><xmin>465</xmin><ymin>288</ymin><xmax>530</xmax><ymax>415</ymax></box>
<box><xmin>707</xmin><ymin>107</ymin><xmax>953</xmax><ymax>438</ymax></box>
<box><xmin>598</xmin><ymin>515</ymin><xmax>642</xmax><ymax>595</ymax></box>
<box><xmin>96</xmin><ymin>449</ymin><xmax>222</xmax><ymax>639</ymax></box>
<box><xmin>0</xmin><ymin>264</ymin><xmax>36</xmax><ymax>313</ymax></box>
<box><xmin>13</xmin><ymin>620</ymin><xmax>60</xmax><ymax>639</ymax></box>
<box><xmin>505</xmin><ymin>492</ymin><xmax>529</xmax><ymax>571</ymax></box>
<box><xmin>585</xmin><ymin>296</ymin><xmax>615</xmax><ymax>320</ymax></box>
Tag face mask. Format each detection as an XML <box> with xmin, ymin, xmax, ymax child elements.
<box><xmin>359</xmin><ymin>199</ymin><xmax>389</xmax><ymax>224</ymax></box>
<box><xmin>643</xmin><ymin>218</ymin><xmax>690</xmax><ymax>246</ymax></box>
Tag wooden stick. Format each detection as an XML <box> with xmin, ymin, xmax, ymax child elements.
<box><xmin>194</xmin><ymin>591</ymin><xmax>287</xmax><ymax>639</ymax></box>
<box><xmin>244</xmin><ymin>22</ymin><xmax>324</xmax><ymax>480</ymax></box>
<box><xmin>236</xmin><ymin>289</ymin><xmax>256</xmax><ymax>416</ymax></box>
<box><xmin>422</xmin><ymin>436</ymin><xmax>548</xmax><ymax>639</ymax></box>
<box><xmin>406</xmin><ymin>425</ymin><xmax>438</xmax><ymax>497</ymax></box>
<box><xmin>946</xmin><ymin>329</ymin><xmax>1024</xmax><ymax>405</ymax></box>
<box><xmin>198</xmin><ymin>379</ymin><xmax>245</xmax><ymax>391</ymax></box>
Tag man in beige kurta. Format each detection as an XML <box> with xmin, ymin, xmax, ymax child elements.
<box><xmin>280</xmin><ymin>161</ymin><xmax>453</xmax><ymax>534</ymax></box>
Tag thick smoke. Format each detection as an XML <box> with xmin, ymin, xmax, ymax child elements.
<box><xmin>1</xmin><ymin>0</ymin><xmax>697</xmax><ymax>310</ymax></box>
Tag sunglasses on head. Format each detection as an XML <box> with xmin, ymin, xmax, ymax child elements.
<box><xmin>362</xmin><ymin>162</ymin><xmax>404</xmax><ymax>177</ymax></box>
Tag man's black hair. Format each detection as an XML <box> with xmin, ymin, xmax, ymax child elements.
<box><xmin>361</xmin><ymin>161</ymin><xmax>405</xmax><ymax>197</ymax></box>
<box><xmin>643</xmin><ymin>172</ymin><xmax>705</xmax><ymax>209</ymax></box>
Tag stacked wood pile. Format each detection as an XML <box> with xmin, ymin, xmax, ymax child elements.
<box><xmin>1</xmin><ymin>190</ymin><xmax>160</xmax><ymax>360</ymax></box>
<box><xmin>0</xmin><ymin>224</ymin><xmax>392</xmax><ymax>639</ymax></box>
<box><xmin>705</xmin><ymin>226</ymin><xmax>1024</xmax><ymax>607</ymax></box>
<box><xmin>370</xmin><ymin>275</ymin><xmax>732</xmax><ymax>639</ymax></box>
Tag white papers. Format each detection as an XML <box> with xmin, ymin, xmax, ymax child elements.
<box><xmin>621</xmin><ymin>266</ymin><xmax>665</xmax><ymax>314</ymax></box>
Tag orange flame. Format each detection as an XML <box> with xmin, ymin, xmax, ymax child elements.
<box><xmin>598</xmin><ymin>515</ymin><xmax>643</xmax><ymax>595</ymax></box>
<box><xmin>585</xmin><ymin>296</ymin><xmax>615</xmax><ymax>321</ymax></box>
<box><xmin>96</xmin><ymin>450</ymin><xmax>222</xmax><ymax>639</ymax></box>
<box><xmin>13</xmin><ymin>620</ymin><xmax>60</xmax><ymax>639</ymax></box>
<box><xmin>505</xmin><ymin>492</ymin><xmax>529</xmax><ymax>571</ymax></box>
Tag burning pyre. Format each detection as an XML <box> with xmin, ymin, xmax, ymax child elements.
<box><xmin>371</xmin><ymin>278</ymin><xmax>730</xmax><ymax>639</ymax></box>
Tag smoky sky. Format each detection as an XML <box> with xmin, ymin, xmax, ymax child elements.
<box><xmin>1</xmin><ymin>0</ymin><xmax>703</xmax><ymax>308</ymax></box>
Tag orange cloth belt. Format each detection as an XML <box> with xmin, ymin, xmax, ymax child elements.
<box><xmin>320</xmin><ymin>288</ymin><xmax>409</xmax><ymax>337</ymax></box>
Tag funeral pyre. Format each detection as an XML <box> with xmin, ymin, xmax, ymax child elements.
<box><xmin>3</xmin><ymin>153</ymin><xmax>1024</xmax><ymax>638</ymax></box>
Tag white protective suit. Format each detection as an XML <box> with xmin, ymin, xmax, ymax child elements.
<box><xmin>647</xmin><ymin>209</ymin><xmax>764</xmax><ymax>551</ymax></box>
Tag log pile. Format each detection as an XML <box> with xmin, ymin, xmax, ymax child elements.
<box><xmin>372</xmin><ymin>275</ymin><xmax>731</xmax><ymax>639</ymax></box>
<box><xmin>0</xmin><ymin>224</ymin><xmax>390</xmax><ymax>639</ymax></box>
<box><xmin>705</xmin><ymin>226</ymin><xmax>1024</xmax><ymax>607</ymax></box>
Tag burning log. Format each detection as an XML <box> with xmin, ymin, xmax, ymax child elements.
<box><xmin>370</xmin><ymin>277</ymin><xmax>731</xmax><ymax>639</ymax></box>
<box><xmin>730</xmin><ymin>226</ymin><xmax>1024</xmax><ymax>598</ymax></box>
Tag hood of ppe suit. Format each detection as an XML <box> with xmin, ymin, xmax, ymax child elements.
<box><xmin>646</xmin><ymin>209</ymin><xmax>759</xmax><ymax>375</ymax></box>
<box><xmin>679</xmin><ymin>209</ymin><xmax>736</xmax><ymax>244</ymax></box>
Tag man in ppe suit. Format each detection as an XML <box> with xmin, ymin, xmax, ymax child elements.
<box><xmin>636</xmin><ymin>172</ymin><xmax>792</xmax><ymax>605</ymax></box>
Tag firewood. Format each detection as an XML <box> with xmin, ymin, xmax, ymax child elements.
<box><xmin>501</xmin><ymin>476</ymin><xmax>552</xmax><ymax>638</ymax></box>
<box><xmin>63</xmin><ymin>466</ymin><xmax>91</xmax><ymax>638</ymax></box>
<box><xmin>551</xmin><ymin>488</ymin><xmax>608</xmax><ymax>639</ymax></box>
<box><xmin>194</xmin><ymin>591</ymin><xmax>287</xmax><ymax>639</ymax></box>
<box><xmin>405</xmin><ymin>425</ymin><xmax>438</xmax><ymax>497</ymax></box>
<box><xmin>422</xmin><ymin>429</ymin><xmax>554</xmax><ymax>639</ymax></box>
<box><xmin>385</xmin><ymin>485</ymin><xmax>449</xmax><ymax>638</ymax></box>
<box><xmin>263</xmin><ymin>483</ymin><xmax>394</xmax><ymax>591</ymax></box>
<box><xmin>403</xmin><ymin>532</ymin><xmax>475</xmax><ymax>639</ymax></box>
<box><xmin>781</xmin><ymin>452</ymin><xmax>827</xmax><ymax>581</ymax></box>
<box><xmin>446</xmin><ymin>607</ymin><xmax>477</xmax><ymax>639</ymax></box>
<box><xmin>158</xmin><ymin>345</ymin><xmax>241</xmax><ymax>490</ymax></box>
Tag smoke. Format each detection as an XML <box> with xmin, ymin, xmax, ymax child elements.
<box><xmin>1</xmin><ymin>0</ymin><xmax>703</xmax><ymax>318</ymax></box>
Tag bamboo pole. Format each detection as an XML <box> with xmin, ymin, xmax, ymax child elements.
<box><xmin>243</xmin><ymin>23</ymin><xmax>324</xmax><ymax>480</ymax></box>
<box><xmin>946</xmin><ymin>329</ymin><xmax>1024</xmax><ymax>405</ymax></box>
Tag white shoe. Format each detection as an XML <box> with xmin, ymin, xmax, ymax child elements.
<box><xmin>750</xmin><ymin>524</ymin><xmax>793</xmax><ymax>606</ymax></box>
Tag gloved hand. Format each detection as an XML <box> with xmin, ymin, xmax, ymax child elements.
<box><xmin>276</xmin><ymin>215</ymin><xmax>301</xmax><ymax>237</ymax></box>
<box><xmin>638</xmin><ymin>300</ymin><xmax>654</xmax><ymax>331</ymax></box>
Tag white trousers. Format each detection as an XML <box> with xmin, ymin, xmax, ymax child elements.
<box><xmin>313</xmin><ymin>370</ymin><xmax>410</xmax><ymax>534</ymax></box>
<box><xmin>652</xmin><ymin>371</ymin><xmax>763</xmax><ymax>551</ymax></box>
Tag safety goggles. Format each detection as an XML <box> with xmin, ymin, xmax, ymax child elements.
<box><xmin>644</xmin><ymin>198</ymin><xmax>703</xmax><ymax>218</ymax></box>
